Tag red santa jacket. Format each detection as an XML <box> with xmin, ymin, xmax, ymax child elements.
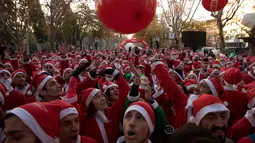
<box><xmin>243</xmin><ymin>72</ymin><xmax>255</xmax><ymax>84</ymax></box>
<box><xmin>79</xmin><ymin>135</ymin><xmax>98</xmax><ymax>143</ymax></box>
<box><xmin>237</xmin><ymin>136</ymin><xmax>255</xmax><ymax>143</ymax></box>
<box><xmin>79</xmin><ymin>76</ymin><xmax>129</xmax><ymax>143</ymax></box>
<box><xmin>223</xmin><ymin>87</ymin><xmax>248</xmax><ymax>125</ymax></box>
<box><xmin>153</xmin><ymin>61</ymin><xmax>255</xmax><ymax>142</ymax></box>
<box><xmin>3</xmin><ymin>89</ymin><xmax>26</xmax><ymax>111</ymax></box>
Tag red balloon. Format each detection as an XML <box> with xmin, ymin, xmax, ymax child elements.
<box><xmin>95</xmin><ymin>0</ymin><xmax>157</xmax><ymax>34</ymax></box>
<box><xmin>202</xmin><ymin>0</ymin><xmax>228</xmax><ymax>12</ymax></box>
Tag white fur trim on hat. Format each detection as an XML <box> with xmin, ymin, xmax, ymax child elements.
<box><xmin>86</xmin><ymin>89</ymin><xmax>100</xmax><ymax>107</ymax></box>
<box><xmin>210</xmin><ymin>69</ymin><xmax>220</xmax><ymax>77</ymax></box>
<box><xmin>0</xmin><ymin>69</ymin><xmax>11</xmax><ymax>77</ymax></box>
<box><xmin>127</xmin><ymin>92</ymin><xmax>140</xmax><ymax>102</ymax></box>
<box><xmin>8</xmin><ymin>108</ymin><xmax>58</xmax><ymax>143</ymax></box>
<box><xmin>62</xmin><ymin>68</ymin><xmax>73</xmax><ymax>78</ymax></box>
<box><xmin>186</xmin><ymin>84</ymin><xmax>197</xmax><ymax>90</ymax></box>
<box><xmin>151</xmin><ymin>61</ymin><xmax>164</xmax><ymax>71</ymax></box>
<box><xmin>45</xmin><ymin>63</ymin><xmax>55</xmax><ymax>70</ymax></box>
<box><xmin>60</xmin><ymin>107</ymin><xmax>78</xmax><ymax>119</ymax></box>
<box><xmin>193</xmin><ymin>103</ymin><xmax>229</xmax><ymax>125</ymax></box>
<box><xmin>125</xmin><ymin>105</ymin><xmax>154</xmax><ymax>134</ymax></box>
<box><xmin>13</xmin><ymin>71</ymin><xmax>25</xmax><ymax>79</ymax></box>
<box><xmin>103</xmin><ymin>83</ymin><xmax>118</xmax><ymax>93</ymax></box>
<box><xmin>212</xmin><ymin>64</ymin><xmax>221</xmax><ymax>68</ymax></box>
<box><xmin>203</xmin><ymin>79</ymin><xmax>218</xmax><ymax>97</ymax></box>
<box><xmin>37</xmin><ymin>76</ymin><xmax>53</xmax><ymax>92</ymax></box>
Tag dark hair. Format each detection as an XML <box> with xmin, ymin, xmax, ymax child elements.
<box><xmin>86</xmin><ymin>103</ymin><xmax>97</xmax><ymax>118</ymax></box>
<box><xmin>177</xmin><ymin>82</ymin><xmax>188</xmax><ymax>95</ymax></box>
<box><xmin>168</xmin><ymin>124</ymin><xmax>220</xmax><ymax>143</ymax></box>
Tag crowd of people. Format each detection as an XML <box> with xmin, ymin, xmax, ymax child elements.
<box><xmin>1</xmin><ymin>44</ymin><xmax>255</xmax><ymax>143</ymax></box>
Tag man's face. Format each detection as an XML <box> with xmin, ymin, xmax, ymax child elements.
<box><xmin>44</xmin><ymin>65</ymin><xmax>55</xmax><ymax>75</ymax></box>
<box><xmin>92</xmin><ymin>92</ymin><xmax>108</xmax><ymax>111</ymax></box>
<box><xmin>4</xmin><ymin>115</ymin><xmax>37</xmax><ymax>143</ymax></box>
<box><xmin>109</xmin><ymin>86</ymin><xmax>119</xmax><ymax>101</ymax></box>
<box><xmin>40</xmin><ymin>78</ymin><xmax>61</xmax><ymax>97</ymax></box>
<box><xmin>123</xmin><ymin>110</ymin><xmax>149</xmax><ymax>143</ymax></box>
<box><xmin>13</xmin><ymin>73</ymin><xmax>27</xmax><ymax>87</ymax></box>
<box><xmin>202</xmin><ymin>61</ymin><xmax>209</xmax><ymax>70</ymax></box>
<box><xmin>4</xmin><ymin>65</ymin><xmax>13</xmax><ymax>73</ymax></box>
<box><xmin>59</xmin><ymin>114</ymin><xmax>79</xmax><ymax>143</ymax></box>
<box><xmin>211</xmin><ymin>72</ymin><xmax>220</xmax><ymax>79</ymax></box>
<box><xmin>124</xmin><ymin>68</ymin><xmax>131</xmax><ymax>74</ymax></box>
<box><xmin>200</xmin><ymin>111</ymin><xmax>228</xmax><ymax>143</ymax></box>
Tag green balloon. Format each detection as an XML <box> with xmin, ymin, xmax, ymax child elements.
<box><xmin>230</xmin><ymin>52</ymin><xmax>236</xmax><ymax>58</ymax></box>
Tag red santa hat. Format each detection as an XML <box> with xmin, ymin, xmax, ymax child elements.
<box><xmin>3</xmin><ymin>60</ymin><xmax>13</xmax><ymax>69</ymax></box>
<box><xmin>125</xmin><ymin>101</ymin><xmax>155</xmax><ymax>135</ymax></box>
<box><xmin>62</xmin><ymin>68</ymin><xmax>73</xmax><ymax>78</ymax></box>
<box><xmin>51</xmin><ymin>100</ymin><xmax>78</xmax><ymax>119</ymax></box>
<box><xmin>0</xmin><ymin>68</ymin><xmax>11</xmax><ymax>78</ymax></box>
<box><xmin>186</xmin><ymin>94</ymin><xmax>229</xmax><ymax>125</ymax></box>
<box><xmin>78</xmin><ymin>58</ymin><xmax>88</xmax><ymax>66</ymax></box>
<box><xmin>122</xmin><ymin>64</ymin><xmax>130</xmax><ymax>71</ymax></box>
<box><xmin>212</xmin><ymin>61</ymin><xmax>221</xmax><ymax>68</ymax></box>
<box><xmin>44</xmin><ymin>60</ymin><xmax>56</xmax><ymax>70</ymax></box>
<box><xmin>29</xmin><ymin>71</ymin><xmax>54</xmax><ymax>95</ymax></box>
<box><xmin>202</xmin><ymin>78</ymin><xmax>225</xmax><ymax>98</ymax></box>
<box><xmin>208</xmin><ymin>68</ymin><xmax>220</xmax><ymax>77</ymax></box>
<box><xmin>12</xmin><ymin>69</ymin><xmax>26</xmax><ymax>79</ymax></box>
<box><xmin>81</xmin><ymin>88</ymin><xmax>101</xmax><ymax>107</ymax></box>
<box><xmin>192</xmin><ymin>62</ymin><xmax>202</xmax><ymax>71</ymax></box>
<box><xmin>139</xmin><ymin>61</ymin><xmax>146</xmax><ymax>68</ymax></box>
<box><xmin>224</xmin><ymin>67</ymin><xmax>242</xmax><ymax>85</ymax></box>
<box><xmin>101</xmin><ymin>82</ymin><xmax>118</xmax><ymax>93</ymax></box>
<box><xmin>7</xmin><ymin>102</ymin><xmax>61</xmax><ymax>143</ymax></box>
<box><xmin>173</xmin><ymin>60</ymin><xmax>182</xmax><ymax>69</ymax></box>
<box><xmin>184</xmin><ymin>79</ymin><xmax>197</xmax><ymax>91</ymax></box>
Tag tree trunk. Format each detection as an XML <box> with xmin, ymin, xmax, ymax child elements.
<box><xmin>217</xmin><ymin>20</ymin><xmax>225</xmax><ymax>51</ymax></box>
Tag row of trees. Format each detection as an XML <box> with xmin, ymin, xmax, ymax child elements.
<box><xmin>157</xmin><ymin>0</ymin><xmax>246</xmax><ymax>50</ymax></box>
<box><xmin>0</xmin><ymin>0</ymin><xmax>117</xmax><ymax>51</ymax></box>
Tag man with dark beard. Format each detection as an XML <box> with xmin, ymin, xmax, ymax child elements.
<box><xmin>186</xmin><ymin>94</ymin><xmax>234</xmax><ymax>143</ymax></box>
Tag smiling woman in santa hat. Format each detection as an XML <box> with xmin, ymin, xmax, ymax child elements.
<box><xmin>78</xmin><ymin>67</ymin><xmax>131</xmax><ymax>143</ymax></box>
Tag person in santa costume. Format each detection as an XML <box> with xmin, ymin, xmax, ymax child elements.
<box><xmin>78</xmin><ymin>68</ymin><xmax>130</xmax><ymax>143</ymax></box>
<box><xmin>191</xmin><ymin>61</ymin><xmax>205</xmax><ymax>82</ymax></box>
<box><xmin>223</xmin><ymin>67</ymin><xmax>248</xmax><ymax>125</ymax></box>
<box><xmin>116</xmin><ymin>101</ymin><xmax>155</xmax><ymax>143</ymax></box>
<box><xmin>4</xmin><ymin>102</ymin><xmax>61</xmax><ymax>143</ymax></box>
<box><xmin>51</xmin><ymin>100</ymin><xmax>97</xmax><ymax>143</ymax></box>
<box><xmin>27</xmin><ymin>71</ymin><xmax>62</xmax><ymax>103</ymax></box>
<box><xmin>11</xmin><ymin>69</ymin><xmax>30</xmax><ymax>97</ymax></box>
<box><xmin>207</xmin><ymin>68</ymin><xmax>220</xmax><ymax>80</ymax></box>
<box><xmin>242</xmin><ymin>57</ymin><xmax>255</xmax><ymax>84</ymax></box>
<box><xmin>186</xmin><ymin>94</ymin><xmax>233</xmax><ymax>143</ymax></box>
<box><xmin>151</xmin><ymin>54</ymin><xmax>255</xmax><ymax>142</ymax></box>
<box><xmin>172</xmin><ymin>60</ymin><xmax>185</xmax><ymax>80</ymax></box>
<box><xmin>0</xmin><ymin>69</ymin><xmax>26</xmax><ymax>110</ymax></box>
<box><xmin>44</xmin><ymin>60</ymin><xmax>57</xmax><ymax>77</ymax></box>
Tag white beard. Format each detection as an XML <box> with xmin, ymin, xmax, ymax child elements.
<box><xmin>0</xmin><ymin>79</ymin><xmax>12</xmax><ymax>90</ymax></box>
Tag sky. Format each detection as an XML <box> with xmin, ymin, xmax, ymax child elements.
<box><xmin>39</xmin><ymin>0</ymin><xmax>213</xmax><ymax>21</ymax></box>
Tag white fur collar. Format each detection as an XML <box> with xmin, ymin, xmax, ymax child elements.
<box><xmin>248</xmin><ymin>71</ymin><xmax>255</xmax><ymax>80</ymax></box>
<box><xmin>116</xmin><ymin>136</ymin><xmax>152</xmax><ymax>143</ymax></box>
<box><xmin>96</xmin><ymin>110</ymin><xmax>110</xmax><ymax>123</ymax></box>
